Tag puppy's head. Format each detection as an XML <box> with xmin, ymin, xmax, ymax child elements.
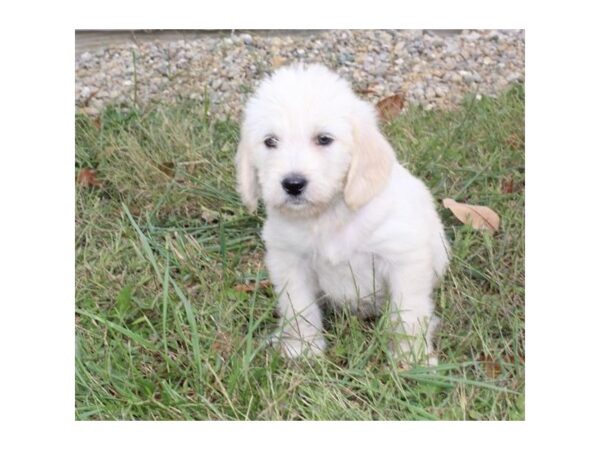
<box><xmin>236</xmin><ymin>64</ymin><xmax>395</xmax><ymax>216</ymax></box>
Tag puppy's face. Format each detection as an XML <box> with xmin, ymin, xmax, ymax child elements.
<box><xmin>236</xmin><ymin>64</ymin><xmax>395</xmax><ymax>216</ymax></box>
<box><xmin>253</xmin><ymin>115</ymin><xmax>353</xmax><ymax>216</ymax></box>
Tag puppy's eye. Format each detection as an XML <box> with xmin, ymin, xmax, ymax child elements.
<box><xmin>264</xmin><ymin>136</ymin><xmax>279</xmax><ymax>149</ymax></box>
<box><xmin>316</xmin><ymin>134</ymin><xmax>334</xmax><ymax>146</ymax></box>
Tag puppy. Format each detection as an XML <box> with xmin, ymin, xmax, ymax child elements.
<box><xmin>236</xmin><ymin>64</ymin><xmax>449</xmax><ymax>366</ymax></box>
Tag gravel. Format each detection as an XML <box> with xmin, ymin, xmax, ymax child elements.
<box><xmin>75</xmin><ymin>29</ymin><xmax>524</xmax><ymax>119</ymax></box>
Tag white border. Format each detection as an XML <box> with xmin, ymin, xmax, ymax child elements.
<box><xmin>3</xmin><ymin>0</ymin><xmax>600</xmax><ymax>448</ymax></box>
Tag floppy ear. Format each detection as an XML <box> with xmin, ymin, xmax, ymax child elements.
<box><xmin>235</xmin><ymin>131</ymin><xmax>259</xmax><ymax>213</ymax></box>
<box><xmin>344</xmin><ymin>112</ymin><xmax>396</xmax><ymax>209</ymax></box>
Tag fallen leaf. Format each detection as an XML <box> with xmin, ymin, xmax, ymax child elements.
<box><xmin>92</xmin><ymin>116</ymin><xmax>102</xmax><ymax>130</ymax></box>
<box><xmin>356</xmin><ymin>87</ymin><xmax>376</xmax><ymax>95</ymax></box>
<box><xmin>506</xmin><ymin>133</ymin><xmax>523</xmax><ymax>150</ymax></box>
<box><xmin>501</xmin><ymin>177</ymin><xmax>515</xmax><ymax>193</ymax></box>
<box><xmin>478</xmin><ymin>353</ymin><xmax>524</xmax><ymax>379</ymax></box>
<box><xmin>158</xmin><ymin>161</ymin><xmax>175</xmax><ymax>178</ymax></box>
<box><xmin>185</xmin><ymin>282</ymin><xmax>202</xmax><ymax>295</ymax></box>
<box><xmin>442</xmin><ymin>198</ymin><xmax>500</xmax><ymax>233</ymax></box>
<box><xmin>233</xmin><ymin>280</ymin><xmax>271</xmax><ymax>293</ymax></box>
<box><xmin>479</xmin><ymin>354</ymin><xmax>502</xmax><ymax>379</ymax></box>
<box><xmin>376</xmin><ymin>93</ymin><xmax>406</xmax><ymax>122</ymax></box>
<box><xmin>77</xmin><ymin>168</ymin><xmax>102</xmax><ymax>188</ymax></box>
<box><xmin>211</xmin><ymin>331</ymin><xmax>234</xmax><ymax>358</ymax></box>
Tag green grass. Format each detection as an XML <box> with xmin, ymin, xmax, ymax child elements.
<box><xmin>75</xmin><ymin>85</ymin><xmax>525</xmax><ymax>420</ymax></box>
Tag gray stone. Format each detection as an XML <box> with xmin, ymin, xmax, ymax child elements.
<box><xmin>460</xmin><ymin>70</ymin><xmax>482</xmax><ymax>83</ymax></box>
<box><xmin>157</xmin><ymin>63</ymin><xmax>169</xmax><ymax>76</ymax></box>
<box><xmin>413</xmin><ymin>86</ymin><xmax>425</xmax><ymax>99</ymax></box>
<box><xmin>435</xmin><ymin>85</ymin><xmax>449</xmax><ymax>96</ymax></box>
<box><xmin>507</xmin><ymin>72</ymin><xmax>523</xmax><ymax>83</ymax></box>
<box><xmin>451</xmin><ymin>72</ymin><xmax>462</xmax><ymax>83</ymax></box>
<box><xmin>241</xmin><ymin>34</ymin><xmax>253</xmax><ymax>45</ymax></box>
<box><xmin>445</xmin><ymin>41</ymin><xmax>460</xmax><ymax>54</ymax></box>
<box><xmin>338</xmin><ymin>52</ymin><xmax>354</xmax><ymax>64</ymax></box>
<box><xmin>463</xmin><ymin>31</ymin><xmax>481</xmax><ymax>42</ymax></box>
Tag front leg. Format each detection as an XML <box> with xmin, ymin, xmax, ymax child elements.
<box><xmin>387</xmin><ymin>258</ymin><xmax>440</xmax><ymax>367</ymax></box>
<box><xmin>265</xmin><ymin>247</ymin><xmax>326</xmax><ymax>358</ymax></box>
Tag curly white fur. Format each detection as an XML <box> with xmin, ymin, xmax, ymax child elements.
<box><xmin>236</xmin><ymin>64</ymin><xmax>449</xmax><ymax>366</ymax></box>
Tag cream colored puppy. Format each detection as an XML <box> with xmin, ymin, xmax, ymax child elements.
<box><xmin>236</xmin><ymin>64</ymin><xmax>449</xmax><ymax>366</ymax></box>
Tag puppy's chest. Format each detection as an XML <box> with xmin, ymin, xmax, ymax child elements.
<box><xmin>313</xmin><ymin>251</ymin><xmax>387</xmax><ymax>304</ymax></box>
<box><xmin>310</xmin><ymin>227</ymin><xmax>388</xmax><ymax>308</ymax></box>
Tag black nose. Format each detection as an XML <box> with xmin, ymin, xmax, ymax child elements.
<box><xmin>281</xmin><ymin>174</ymin><xmax>308</xmax><ymax>197</ymax></box>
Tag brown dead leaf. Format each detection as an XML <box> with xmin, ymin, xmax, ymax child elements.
<box><xmin>91</xmin><ymin>116</ymin><xmax>102</xmax><ymax>130</ymax></box>
<box><xmin>356</xmin><ymin>87</ymin><xmax>376</xmax><ymax>95</ymax></box>
<box><xmin>211</xmin><ymin>331</ymin><xmax>234</xmax><ymax>359</ymax></box>
<box><xmin>77</xmin><ymin>168</ymin><xmax>102</xmax><ymax>188</ymax></box>
<box><xmin>376</xmin><ymin>93</ymin><xmax>406</xmax><ymax>122</ymax></box>
<box><xmin>479</xmin><ymin>354</ymin><xmax>502</xmax><ymax>379</ymax></box>
<box><xmin>158</xmin><ymin>161</ymin><xmax>175</xmax><ymax>178</ymax></box>
<box><xmin>501</xmin><ymin>177</ymin><xmax>515</xmax><ymax>194</ymax></box>
<box><xmin>442</xmin><ymin>198</ymin><xmax>500</xmax><ymax>233</ymax></box>
<box><xmin>506</xmin><ymin>133</ymin><xmax>523</xmax><ymax>150</ymax></box>
<box><xmin>478</xmin><ymin>353</ymin><xmax>524</xmax><ymax>379</ymax></box>
<box><xmin>233</xmin><ymin>280</ymin><xmax>272</xmax><ymax>293</ymax></box>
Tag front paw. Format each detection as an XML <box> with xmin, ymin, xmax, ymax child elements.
<box><xmin>268</xmin><ymin>331</ymin><xmax>327</xmax><ymax>358</ymax></box>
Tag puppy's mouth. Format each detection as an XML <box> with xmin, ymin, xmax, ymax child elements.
<box><xmin>283</xmin><ymin>196</ymin><xmax>310</xmax><ymax>208</ymax></box>
<box><xmin>274</xmin><ymin>195</ymin><xmax>313</xmax><ymax>213</ymax></box>
<box><xmin>275</xmin><ymin>195</ymin><xmax>329</xmax><ymax>217</ymax></box>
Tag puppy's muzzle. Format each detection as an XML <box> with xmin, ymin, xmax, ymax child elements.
<box><xmin>281</xmin><ymin>174</ymin><xmax>308</xmax><ymax>197</ymax></box>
